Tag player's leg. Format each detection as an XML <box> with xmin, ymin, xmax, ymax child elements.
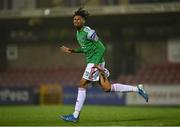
<box><xmin>111</xmin><ymin>83</ymin><xmax>148</xmax><ymax>102</ymax></box>
<box><xmin>98</xmin><ymin>70</ymin><xmax>138</xmax><ymax>93</ymax></box>
<box><xmin>61</xmin><ymin>78</ymin><xmax>89</xmax><ymax>122</ymax></box>
<box><xmin>61</xmin><ymin>63</ymin><xmax>94</xmax><ymax>122</ymax></box>
<box><xmin>97</xmin><ymin>67</ymin><xmax>148</xmax><ymax>102</ymax></box>
<box><xmin>73</xmin><ymin>78</ymin><xmax>89</xmax><ymax>119</ymax></box>
<box><xmin>97</xmin><ymin>63</ymin><xmax>137</xmax><ymax>93</ymax></box>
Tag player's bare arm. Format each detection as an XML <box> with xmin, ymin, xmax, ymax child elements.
<box><xmin>61</xmin><ymin>45</ymin><xmax>84</xmax><ymax>53</ymax></box>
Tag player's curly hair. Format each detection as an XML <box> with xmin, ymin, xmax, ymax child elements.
<box><xmin>73</xmin><ymin>7</ymin><xmax>89</xmax><ymax>20</ymax></box>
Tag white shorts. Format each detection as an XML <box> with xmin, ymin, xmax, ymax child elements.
<box><xmin>82</xmin><ymin>62</ymin><xmax>110</xmax><ymax>81</ymax></box>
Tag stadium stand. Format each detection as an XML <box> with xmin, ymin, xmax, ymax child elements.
<box><xmin>117</xmin><ymin>63</ymin><xmax>180</xmax><ymax>85</ymax></box>
<box><xmin>0</xmin><ymin>67</ymin><xmax>84</xmax><ymax>86</ymax></box>
<box><xmin>1</xmin><ymin>63</ymin><xmax>180</xmax><ymax>87</ymax></box>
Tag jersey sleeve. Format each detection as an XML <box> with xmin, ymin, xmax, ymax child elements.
<box><xmin>84</xmin><ymin>26</ymin><xmax>99</xmax><ymax>42</ymax></box>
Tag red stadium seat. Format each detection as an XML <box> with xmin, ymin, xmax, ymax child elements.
<box><xmin>116</xmin><ymin>63</ymin><xmax>180</xmax><ymax>85</ymax></box>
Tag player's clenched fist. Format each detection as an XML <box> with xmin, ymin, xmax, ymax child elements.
<box><xmin>60</xmin><ymin>45</ymin><xmax>73</xmax><ymax>53</ymax></box>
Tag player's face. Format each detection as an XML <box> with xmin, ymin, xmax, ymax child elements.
<box><xmin>73</xmin><ymin>15</ymin><xmax>85</xmax><ymax>29</ymax></box>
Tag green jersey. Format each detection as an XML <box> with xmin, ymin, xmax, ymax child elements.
<box><xmin>74</xmin><ymin>26</ymin><xmax>106</xmax><ymax>64</ymax></box>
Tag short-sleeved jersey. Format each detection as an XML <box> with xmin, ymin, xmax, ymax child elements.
<box><xmin>75</xmin><ymin>26</ymin><xmax>105</xmax><ymax>64</ymax></box>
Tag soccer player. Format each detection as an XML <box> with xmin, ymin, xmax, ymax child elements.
<box><xmin>60</xmin><ymin>8</ymin><xmax>148</xmax><ymax>122</ymax></box>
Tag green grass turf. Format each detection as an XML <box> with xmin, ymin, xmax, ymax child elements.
<box><xmin>0</xmin><ymin>105</ymin><xmax>180</xmax><ymax>126</ymax></box>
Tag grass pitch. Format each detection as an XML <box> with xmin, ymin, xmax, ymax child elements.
<box><xmin>0</xmin><ymin>105</ymin><xmax>180</xmax><ymax>126</ymax></box>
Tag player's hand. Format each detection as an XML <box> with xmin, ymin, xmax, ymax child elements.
<box><xmin>92</xmin><ymin>65</ymin><xmax>106</xmax><ymax>81</ymax></box>
<box><xmin>93</xmin><ymin>65</ymin><xmax>104</xmax><ymax>72</ymax></box>
<box><xmin>60</xmin><ymin>45</ymin><xmax>72</xmax><ymax>53</ymax></box>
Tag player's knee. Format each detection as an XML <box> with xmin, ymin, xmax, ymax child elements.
<box><xmin>79</xmin><ymin>79</ymin><xmax>88</xmax><ymax>88</ymax></box>
<box><xmin>103</xmin><ymin>88</ymin><xmax>111</xmax><ymax>92</ymax></box>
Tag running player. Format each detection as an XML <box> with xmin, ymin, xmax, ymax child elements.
<box><xmin>60</xmin><ymin>8</ymin><xmax>148</xmax><ymax>122</ymax></box>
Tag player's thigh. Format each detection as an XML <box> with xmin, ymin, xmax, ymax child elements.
<box><xmin>79</xmin><ymin>78</ymin><xmax>90</xmax><ymax>88</ymax></box>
